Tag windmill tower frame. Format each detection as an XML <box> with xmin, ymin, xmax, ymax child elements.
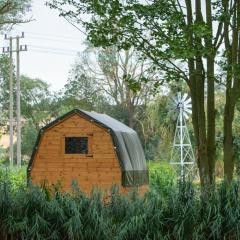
<box><xmin>170</xmin><ymin>93</ymin><xmax>195</xmax><ymax>178</ymax></box>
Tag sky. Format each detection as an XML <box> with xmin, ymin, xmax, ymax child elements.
<box><xmin>2</xmin><ymin>0</ymin><xmax>86</xmax><ymax>91</ymax></box>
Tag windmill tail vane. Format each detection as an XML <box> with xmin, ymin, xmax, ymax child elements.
<box><xmin>170</xmin><ymin>92</ymin><xmax>195</xmax><ymax>178</ymax></box>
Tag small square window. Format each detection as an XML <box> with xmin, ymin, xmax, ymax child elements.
<box><xmin>65</xmin><ymin>137</ymin><xmax>88</xmax><ymax>154</ymax></box>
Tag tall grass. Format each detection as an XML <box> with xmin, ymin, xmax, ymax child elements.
<box><xmin>0</xmin><ymin>169</ymin><xmax>240</xmax><ymax>239</ymax></box>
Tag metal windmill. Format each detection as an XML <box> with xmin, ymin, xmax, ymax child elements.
<box><xmin>170</xmin><ymin>92</ymin><xmax>195</xmax><ymax>178</ymax></box>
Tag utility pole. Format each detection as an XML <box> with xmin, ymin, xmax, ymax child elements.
<box><xmin>3</xmin><ymin>32</ymin><xmax>27</xmax><ymax>166</ymax></box>
<box><xmin>16</xmin><ymin>35</ymin><xmax>21</xmax><ymax>166</ymax></box>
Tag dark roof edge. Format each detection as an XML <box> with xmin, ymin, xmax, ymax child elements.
<box><xmin>27</xmin><ymin>109</ymin><xmax>124</xmax><ymax>182</ymax></box>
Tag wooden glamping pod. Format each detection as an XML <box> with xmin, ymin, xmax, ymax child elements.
<box><xmin>27</xmin><ymin>109</ymin><xmax>149</xmax><ymax>195</ymax></box>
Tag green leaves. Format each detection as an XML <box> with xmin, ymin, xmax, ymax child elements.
<box><xmin>123</xmin><ymin>74</ymin><xmax>141</xmax><ymax>93</ymax></box>
<box><xmin>1</xmin><ymin>170</ymin><xmax>240</xmax><ymax>239</ymax></box>
<box><xmin>0</xmin><ymin>0</ymin><xmax>31</xmax><ymax>29</ymax></box>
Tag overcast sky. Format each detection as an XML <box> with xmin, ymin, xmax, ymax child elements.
<box><xmin>2</xmin><ymin>0</ymin><xmax>86</xmax><ymax>91</ymax></box>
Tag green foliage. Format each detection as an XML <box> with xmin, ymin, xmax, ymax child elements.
<box><xmin>20</xmin><ymin>121</ymin><xmax>38</xmax><ymax>160</ymax></box>
<box><xmin>21</xmin><ymin>75</ymin><xmax>55</xmax><ymax>130</ymax></box>
<box><xmin>140</xmin><ymin>96</ymin><xmax>174</xmax><ymax>160</ymax></box>
<box><xmin>0</xmin><ymin>166</ymin><xmax>26</xmax><ymax>191</ymax></box>
<box><xmin>148</xmin><ymin>161</ymin><xmax>176</xmax><ymax>195</ymax></box>
<box><xmin>0</xmin><ymin>146</ymin><xmax>8</xmax><ymax>164</ymax></box>
<box><xmin>1</xmin><ymin>170</ymin><xmax>240</xmax><ymax>239</ymax></box>
<box><xmin>0</xmin><ymin>0</ymin><xmax>31</xmax><ymax>30</ymax></box>
<box><xmin>139</xmin><ymin>93</ymin><xmax>194</xmax><ymax>161</ymax></box>
<box><xmin>0</xmin><ymin>55</ymin><xmax>11</xmax><ymax>126</ymax></box>
<box><xmin>10</xmin><ymin>121</ymin><xmax>38</xmax><ymax>163</ymax></box>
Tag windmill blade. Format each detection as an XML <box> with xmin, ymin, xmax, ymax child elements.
<box><xmin>182</xmin><ymin>93</ymin><xmax>188</xmax><ymax>102</ymax></box>
<box><xmin>184</xmin><ymin>98</ymin><xmax>191</xmax><ymax>105</ymax></box>
<box><xmin>184</xmin><ymin>106</ymin><xmax>192</xmax><ymax>112</ymax></box>
<box><xmin>183</xmin><ymin>111</ymin><xmax>189</xmax><ymax>120</ymax></box>
<box><xmin>170</xmin><ymin>93</ymin><xmax>193</xmax><ymax>121</ymax></box>
<box><xmin>184</xmin><ymin>108</ymin><xmax>192</xmax><ymax>114</ymax></box>
<box><xmin>184</xmin><ymin>103</ymin><xmax>192</xmax><ymax>109</ymax></box>
<box><xmin>184</xmin><ymin>106</ymin><xmax>192</xmax><ymax>113</ymax></box>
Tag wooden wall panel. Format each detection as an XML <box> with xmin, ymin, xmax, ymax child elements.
<box><xmin>30</xmin><ymin>113</ymin><xmax>124</xmax><ymax>193</ymax></box>
<box><xmin>30</xmin><ymin>113</ymin><xmax>148</xmax><ymax>196</ymax></box>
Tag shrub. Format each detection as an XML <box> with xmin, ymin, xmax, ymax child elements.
<box><xmin>148</xmin><ymin>161</ymin><xmax>176</xmax><ymax>195</ymax></box>
<box><xmin>0</xmin><ymin>166</ymin><xmax>26</xmax><ymax>191</ymax></box>
<box><xmin>0</xmin><ymin>166</ymin><xmax>240</xmax><ymax>239</ymax></box>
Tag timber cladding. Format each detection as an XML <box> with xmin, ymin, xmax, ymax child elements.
<box><xmin>28</xmin><ymin>109</ymin><xmax>149</xmax><ymax>195</ymax></box>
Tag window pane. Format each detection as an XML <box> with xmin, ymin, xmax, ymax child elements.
<box><xmin>65</xmin><ymin>137</ymin><xmax>88</xmax><ymax>154</ymax></box>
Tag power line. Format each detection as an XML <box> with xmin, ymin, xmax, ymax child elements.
<box><xmin>28</xmin><ymin>35</ymin><xmax>82</xmax><ymax>43</ymax></box>
<box><xmin>28</xmin><ymin>44</ymin><xmax>77</xmax><ymax>53</ymax></box>
<box><xmin>25</xmin><ymin>31</ymin><xmax>83</xmax><ymax>40</ymax></box>
<box><xmin>29</xmin><ymin>49</ymin><xmax>77</xmax><ymax>56</ymax></box>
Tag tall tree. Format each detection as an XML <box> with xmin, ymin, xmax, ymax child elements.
<box><xmin>65</xmin><ymin>46</ymin><xmax>156</xmax><ymax>128</ymax></box>
<box><xmin>221</xmin><ymin>0</ymin><xmax>240</xmax><ymax>181</ymax></box>
<box><xmin>20</xmin><ymin>75</ymin><xmax>54</xmax><ymax>130</ymax></box>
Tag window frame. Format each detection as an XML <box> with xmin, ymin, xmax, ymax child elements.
<box><xmin>65</xmin><ymin>136</ymin><xmax>88</xmax><ymax>154</ymax></box>
<box><xmin>62</xmin><ymin>133</ymin><xmax>93</xmax><ymax>157</ymax></box>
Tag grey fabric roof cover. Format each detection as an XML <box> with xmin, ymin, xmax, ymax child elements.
<box><xmin>82</xmin><ymin>110</ymin><xmax>147</xmax><ymax>171</ymax></box>
<box><xmin>82</xmin><ymin>110</ymin><xmax>148</xmax><ymax>186</ymax></box>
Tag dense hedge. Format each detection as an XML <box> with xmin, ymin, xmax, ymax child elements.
<box><xmin>0</xmin><ymin>169</ymin><xmax>240</xmax><ymax>240</ymax></box>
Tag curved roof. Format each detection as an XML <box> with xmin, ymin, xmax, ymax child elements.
<box><xmin>81</xmin><ymin>110</ymin><xmax>135</xmax><ymax>133</ymax></box>
<box><xmin>27</xmin><ymin>109</ymin><xmax>149</xmax><ymax>187</ymax></box>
